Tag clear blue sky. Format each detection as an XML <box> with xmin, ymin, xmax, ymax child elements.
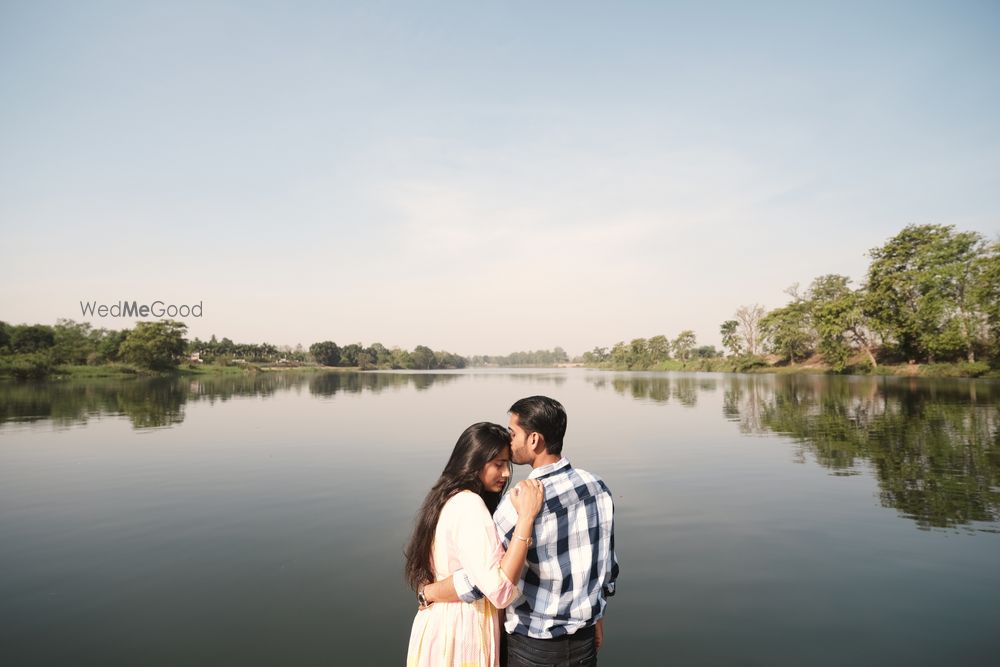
<box><xmin>2</xmin><ymin>1</ymin><xmax>998</xmax><ymax>355</ymax></box>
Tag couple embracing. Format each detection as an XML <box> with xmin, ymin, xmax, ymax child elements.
<box><xmin>405</xmin><ymin>396</ymin><xmax>619</xmax><ymax>667</ymax></box>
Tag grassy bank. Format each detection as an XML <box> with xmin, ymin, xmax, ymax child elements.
<box><xmin>587</xmin><ymin>358</ymin><xmax>1000</xmax><ymax>379</ymax></box>
<box><xmin>1</xmin><ymin>361</ymin><xmax>367</xmax><ymax>381</ymax></box>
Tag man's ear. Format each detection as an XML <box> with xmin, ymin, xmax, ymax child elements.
<box><xmin>530</xmin><ymin>432</ymin><xmax>546</xmax><ymax>453</ymax></box>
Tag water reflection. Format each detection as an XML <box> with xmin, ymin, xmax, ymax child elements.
<box><xmin>0</xmin><ymin>372</ymin><xmax>462</xmax><ymax>430</ymax></box>
<box><xmin>597</xmin><ymin>372</ymin><xmax>1000</xmax><ymax>531</ymax></box>
<box><xmin>588</xmin><ymin>373</ymin><xmax>710</xmax><ymax>406</ymax></box>
<box><xmin>5</xmin><ymin>371</ymin><xmax>999</xmax><ymax>531</ymax></box>
<box><xmin>0</xmin><ymin>371</ymin><xmax>572</xmax><ymax>431</ymax></box>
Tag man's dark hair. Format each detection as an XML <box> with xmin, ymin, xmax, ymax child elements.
<box><xmin>509</xmin><ymin>395</ymin><xmax>567</xmax><ymax>456</ymax></box>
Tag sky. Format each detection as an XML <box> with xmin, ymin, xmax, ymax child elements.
<box><xmin>1</xmin><ymin>0</ymin><xmax>998</xmax><ymax>357</ymax></box>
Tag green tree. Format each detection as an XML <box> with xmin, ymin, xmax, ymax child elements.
<box><xmin>96</xmin><ymin>328</ymin><xmax>129</xmax><ymax>363</ymax></box>
<box><xmin>628</xmin><ymin>338</ymin><xmax>650</xmax><ymax>368</ymax></box>
<box><xmin>609</xmin><ymin>341</ymin><xmax>629</xmax><ymax>367</ymax></box>
<box><xmin>368</xmin><ymin>342</ymin><xmax>392</xmax><ymax>367</ymax></box>
<box><xmin>340</xmin><ymin>343</ymin><xmax>362</xmax><ymax>367</ymax></box>
<box><xmin>720</xmin><ymin>320</ymin><xmax>743</xmax><ymax>356</ymax></box>
<box><xmin>391</xmin><ymin>347</ymin><xmax>413</xmax><ymax>369</ymax></box>
<box><xmin>411</xmin><ymin>345</ymin><xmax>436</xmax><ymax>370</ymax></box>
<box><xmin>357</xmin><ymin>351</ymin><xmax>375</xmax><ymax>370</ymax></box>
<box><xmin>434</xmin><ymin>351</ymin><xmax>467</xmax><ymax>369</ymax></box>
<box><xmin>118</xmin><ymin>320</ymin><xmax>188</xmax><ymax>371</ymax></box>
<box><xmin>582</xmin><ymin>347</ymin><xmax>610</xmax><ymax>365</ymax></box>
<box><xmin>11</xmin><ymin>324</ymin><xmax>55</xmax><ymax>353</ymax></box>
<box><xmin>972</xmin><ymin>241</ymin><xmax>1000</xmax><ymax>363</ymax></box>
<box><xmin>671</xmin><ymin>330</ymin><xmax>697</xmax><ymax>362</ymax></box>
<box><xmin>865</xmin><ymin>224</ymin><xmax>986</xmax><ymax>363</ymax></box>
<box><xmin>809</xmin><ymin>274</ymin><xmax>879</xmax><ymax>371</ymax></box>
<box><xmin>51</xmin><ymin>319</ymin><xmax>96</xmax><ymax>365</ymax></box>
<box><xmin>309</xmin><ymin>341</ymin><xmax>341</xmax><ymax>366</ymax></box>
<box><xmin>761</xmin><ymin>302</ymin><xmax>813</xmax><ymax>363</ymax></box>
<box><xmin>0</xmin><ymin>320</ymin><xmax>10</xmax><ymax>352</ymax></box>
<box><xmin>647</xmin><ymin>335</ymin><xmax>671</xmax><ymax>364</ymax></box>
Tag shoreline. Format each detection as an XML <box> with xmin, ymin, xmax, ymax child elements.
<box><xmin>579</xmin><ymin>360</ymin><xmax>1000</xmax><ymax>379</ymax></box>
<box><xmin>3</xmin><ymin>360</ymin><xmax>998</xmax><ymax>382</ymax></box>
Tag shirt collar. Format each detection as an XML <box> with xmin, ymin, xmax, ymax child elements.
<box><xmin>528</xmin><ymin>457</ymin><xmax>570</xmax><ymax>479</ymax></box>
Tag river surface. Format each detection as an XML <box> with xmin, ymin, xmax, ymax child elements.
<box><xmin>1</xmin><ymin>369</ymin><xmax>998</xmax><ymax>666</ymax></box>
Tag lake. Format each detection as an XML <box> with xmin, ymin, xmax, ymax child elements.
<box><xmin>1</xmin><ymin>369</ymin><xmax>998</xmax><ymax>666</ymax></box>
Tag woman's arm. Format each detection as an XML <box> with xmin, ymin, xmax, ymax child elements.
<box><xmin>497</xmin><ymin>479</ymin><xmax>543</xmax><ymax>584</ymax></box>
<box><xmin>421</xmin><ymin>480</ymin><xmax>544</xmax><ymax>608</ymax></box>
<box><xmin>421</xmin><ymin>576</ymin><xmax>457</xmax><ymax>605</ymax></box>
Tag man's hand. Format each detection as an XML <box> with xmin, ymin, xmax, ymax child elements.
<box><xmin>594</xmin><ymin>618</ymin><xmax>604</xmax><ymax>651</ymax></box>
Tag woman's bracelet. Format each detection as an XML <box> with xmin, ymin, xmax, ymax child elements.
<box><xmin>513</xmin><ymin>534</ymin><xmax>533</xmax><ymax>547</ymax></box>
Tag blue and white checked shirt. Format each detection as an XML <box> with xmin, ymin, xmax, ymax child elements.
<box><xmin>454</xmin><ymin>458</ymin><xmax>619</xmax><ymax>639</ymax></box>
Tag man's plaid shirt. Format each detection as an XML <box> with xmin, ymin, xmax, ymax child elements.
<box><xmin>455</xmin><ymin>458</ymin><xmax>619</xmax><ymax>639</ymax></box>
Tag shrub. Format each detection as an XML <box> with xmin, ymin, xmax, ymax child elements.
<box><xmin>3</xmin><ymin>352</ymin><xmax>53</xmax><ymax>380</ymax></box>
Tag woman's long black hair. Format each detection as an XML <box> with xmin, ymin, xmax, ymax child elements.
<box><xmin>404</xmin><ymin>422</ymin><xmax>512</xmax><ymax>592</ymax></box>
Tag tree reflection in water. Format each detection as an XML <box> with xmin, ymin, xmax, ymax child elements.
<box><xmin>594</xmin><ymin>372</ymin><xmax>1000</xmax><ymax>531</ymax></box>
<box><xmin>0</xmin><ymin>371</ymin><xmax>569</xmax><ymax>430</ymax></box>
<box><xmin>0</xmin><ymin>372</ymin><xmax>462</xmax><ymax>430</ymax></box>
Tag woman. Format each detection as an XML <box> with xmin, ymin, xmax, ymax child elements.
<box><xmin>405</xmin><ymin>422</ymin><xmax>544</xmax><ymax>667</ymax></box>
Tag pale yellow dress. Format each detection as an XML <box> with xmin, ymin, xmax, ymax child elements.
<box><xmin>406</xmin><ymin>490</ymin><xmax>520</xmax><ymax>667</ymax></box>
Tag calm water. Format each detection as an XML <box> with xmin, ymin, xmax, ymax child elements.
<box><xmin>1</xmin><ymin>369</ymin><xmax>998</xmax><ymax>666</ymax></box>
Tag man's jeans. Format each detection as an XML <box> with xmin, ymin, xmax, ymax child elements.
<box><xmin>502</xmin><ymin>626</ymin><xmax>598</xmax><ymax>667</ymax></box>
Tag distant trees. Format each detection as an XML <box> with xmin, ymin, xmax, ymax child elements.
<box><xmin>671</xmin><ymin>330</ymin><xmax>697</xmax><ymax>361</ymax></box>
<box><xmin>469</xmin><ymin>348</ymin><xmax>569</xmax><ymax>367</ymax></box>
<box><xmin>865</xmin><ymin>224</ymin><xmax>993</xmax><ymax>363</ymax></box>
<box><xmin>307</xmin><ymin>340</ymin><xmax>466</xmax><ymax>370</ymax></box>
<box><xmin>810</xmin><ymin>274</ymin><xmax>878</xmax><ymax>370</ymax></box>
<box><xmin>976</xmin><ymin>241</ymin><xmax>1000</xmax><ymax>360</ymax></box>
<box><xmin>581</xmin><ymin>331</ymin><xmax>718</xmax><ymax>370</ymax></box>
<box><xmin>760</xmin><ymin>298</ymin><xmax>812</xmax><ymax>364</ymax></box>
<box><xmin>10</xmin><ymin>324</ymin><xmax>55</xmax><ymax>353</ymax></box>
<box><xmin>411</xmin><ymin>345</ymin><xmax>436</xmax><ymax>370</ymax></box>
<box><xmin>369</xmin><ymin>343</ymin><xmax>392</xmax><ymax>367</ymax></box>
<box><xmin>188</xmin><ymin>335</ymin><xmax>282</xmax><ymax>363</ymax></box>
<box><xmin>119</xmin><ymin>320</ymin><xmax>188</xmax><ymax>371</ymax></box>
<box><xmin>0</xmin><ymin>320</ymin><xmax>56</xmax><ymax>378</ymax></box>
<box><xmin>1</xmin><ymin>319</ymin><xmax>468</xmax><ymax>377</ymax></box>
<box><xmin>309</xmin><ymin>341</ymin><xmax>341</xmax><ymax>366</ymax></box>
<box><xmin>0</xmin><ymin>319</ymin><xmax>133</xmax><ymax>377</ymax></box>
<box><xmin>693</xmin><ymin>345</ymin><xmax>721</xmax><ymax>358</ymax></box>
<box><xmin>51</xmin><ymin>319</ymin><xmax>95</xmax><ymax>365</ymax></box>
<box><xmin>720</xmin><ymin>320</ymin><xmax>742</xmax><ymax>356</ymax></box>
<box><xmin>734</xmin><ymin>305</ymin><xmax>766</xmax><ymax>357</ymax></box>
<box><xmin>647</xmin><ymin>336</ymin><xmax>670</xmax><ymax>362</ymax></box>
<box><xmin>339</xmin><ymin>343</ymin><xmax>362</xmax><ymax>367</ymax></box>
<box><xmin>721</xmin><ymin>224</ymin><xmax>999</xmax><ymax>372</ymax></box>
<box><xmin>581</xmin><ymin>346</ymin><xmax>609</xmax><ymax>364</ymax></box>
<box><xmin>434</xmin><ymin>350</ymin><xmax>466</xmax><ymax>369</ymax></box>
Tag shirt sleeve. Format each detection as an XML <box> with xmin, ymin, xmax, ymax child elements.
<box><xmin>602</xmin><ymin>495</ymin><xmax>619</xmax><ymax>599</ymax></box>
<box><xmin>445</xmin><ymin>492</ymin><xmax>521</xmax><ymax>609</ymax></box>
<box><xmin>451</xmin><ymin>567</ymin><xmax>484</xmax><ymax>603</ymax></box>
<box><xmin>493</xmin><ymin>492</ymin><xmax>518</xmax><ymax>547</ymax></box>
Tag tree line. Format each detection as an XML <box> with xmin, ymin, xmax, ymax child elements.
<box><xmin>580</xmin><ymin>332</ymin><xmax>722</xmax><ymax>369</ymax></box>
<box><xmin>717</xmin><ymin>224</ymin><xmax>999</xmax><ymax>374</ymax></box>
<box><xmin>307</xmin><ymin>341</ymin><xmax>466</xmax><ymax>370</ymax></box>
<box><xmin>0</xmin><ymin>319</ymin><xmax>468</xmax><ymax>379</ymax></box>
<box><xmin>467</xmin><ymin>348</ymin><xmax>571</xmax><ymax>367</ymax></box>
<box><xmin>581</xmin><ymin>224</ymin><xmax>998</xmax><ymax>376</ymax></box>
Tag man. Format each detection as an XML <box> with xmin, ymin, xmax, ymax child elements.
<box><xmin>423</xmin><ymin>396</ymin><xmax>618</xmax><ymax>667</ymax></box>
